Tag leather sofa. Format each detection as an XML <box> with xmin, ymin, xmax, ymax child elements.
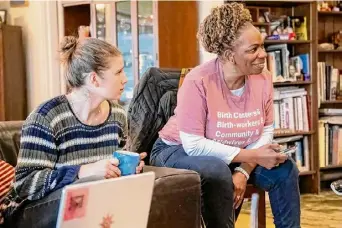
<box><xmin>0</xmin><ymin>121</ymin><xmax>202</xmax><ymax>228</ymax></box>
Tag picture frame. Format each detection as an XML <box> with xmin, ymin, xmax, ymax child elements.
<box><xmin>10</xmin><ymin>0</ymin><xmax>29</xmax><ymax>8</ymax></box>
<box><xmin>0</xmin><ymin>10</ymin><xmax>6</xmax><ymax>24</ymax></box>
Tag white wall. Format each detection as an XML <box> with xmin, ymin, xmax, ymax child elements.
<box><xmin>0</xmin><ymin>0</ymin><xmax>60</xmax><ymax>112</ymax></box>
<box><xmin>197</xmin><ymin>0</ymin><xmax>224</xmax><ymax>63</ymax></box>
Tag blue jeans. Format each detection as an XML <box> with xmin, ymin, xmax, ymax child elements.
<box><xmin>150</xmin><ymin>138</ymin><xmax>301</xmax><ymax>228</ymax></box>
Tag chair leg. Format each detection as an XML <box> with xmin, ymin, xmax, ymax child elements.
<box><xmin>258</xmin><ymin>190</ymin><xmax>266</xmax><ymax>228</ymax></box>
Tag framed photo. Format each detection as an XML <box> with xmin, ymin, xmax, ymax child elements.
<box><xmin>0</xmin><ymin>10</ymin><xmax>6</xmax><ymax>24</ymax></box>
<box><xmin>10</xmin><ymin>0</ymin><xmax>29</xmax><ymax>8</ymax></box>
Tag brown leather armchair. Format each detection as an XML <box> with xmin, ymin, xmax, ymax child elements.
<box><xmin>0</xmin><ymin>121</ymin><xmax>201</xmax><ymax>228</ymax></box>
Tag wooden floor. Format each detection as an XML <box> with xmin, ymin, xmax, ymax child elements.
<box><xmin>236</xmin><ymin>191</ymin><xmax>342</xmax><ymax>228</ymax></box>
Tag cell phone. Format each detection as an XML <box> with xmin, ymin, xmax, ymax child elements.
<box><xmin>279</xmin><ymin>146</ymin><xmax>297</xmax><ymax>155</ymax></box>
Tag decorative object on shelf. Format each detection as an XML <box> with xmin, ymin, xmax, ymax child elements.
<box><xmin>260</xmin><ymin>27</ymin><xmax>268</xmax><ymax>39</ymax></box>
<box><xmin>318</xmin><ymin>43</ymin><xmax>335</xmax><ymax>51</ymax></box>
<box><xmin>331</xmin><ymin>30</ymin><xmax>342</xmax><ymax>50</ymax></box>
<box><xmin>338</xmin><ymin>1</ymin><xmax>342</xmax><ymax>11</ymax></box>
<box><xmin>265</xmin><ymin>15</ymin><xmax>297</xmax><ymax>41</ymax></box>
<box><xmin>318</xmin><ymin>1</ymin><xmax>332</xmax><ymax>12</ymax></box>
<box><xmin>263</xmin><ymin>11</ymin><xmax>270</xmax><ymax>23</ymax></box>
<box><xmin>266</xmin><ymin>35</ymin><xmax>280</xmax><ymax>40</ymax></box>
<box><xmin>332</xmin><ymin>6</ymin><xmax>340</xmax><ymax>12</ymax></box>
<box><xmin>258</xmin><ymin>16</ymin><xmax>265</xmax><ymax>23</ymax></box>
<box><xmin>317</xmin><ymin>1</ymin><xmax>342</xmax><ymax>12</ymax></box>
<box><xmin>0</xmin><ymin>10</ymin><xmax>6</xmax><ymax>24</ymax></box>
<box><xmin>290</xmin><ymin>16</ymin><xmax>308</xmax><ymax>41</ymax></box>
<box><xmin>289</xmin><ymin>64</ymin><xmax>302</xmax><ymax>81</ymax></box>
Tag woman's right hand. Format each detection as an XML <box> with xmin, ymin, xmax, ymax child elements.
<box><xmin>254</xmin><ymin>144</ymin><xmax>288</xmax><ymax>169</ymax></box>
<box><xmin>78</xmin><ymin>158</ymin><xmax>121</xmax><ymax>179</ymax></box>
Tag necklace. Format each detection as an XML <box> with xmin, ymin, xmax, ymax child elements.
<box><xmin>67</xmin><ymin>94</ymin><xmax>103</xmax><ymax>126</ymax></box>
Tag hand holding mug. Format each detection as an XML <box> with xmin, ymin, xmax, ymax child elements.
<box><xmin>136</xmin><ymin>152</ymin><xmax>147</xmax><ymax>174</ymax></box>
<box><xmin>78</xmin><ymin>158</ymin><xmax>121</xmax><ymax>179</ymax></box>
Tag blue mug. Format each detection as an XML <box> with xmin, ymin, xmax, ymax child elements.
<box><xmin>113</xmin><ymin>150</ymin><xmax>140</xmax><ymax>176</ymax></box>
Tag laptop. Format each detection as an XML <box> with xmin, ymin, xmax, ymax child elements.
<box><xmin>56</xmin><ymin>172</ymin><xmax>155</xmax><ymax>228</ymax></box>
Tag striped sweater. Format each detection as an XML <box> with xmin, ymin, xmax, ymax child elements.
<box><xmin>14</xmin><ymin>95</ymin><xmax>127</xmax><ymax>201</ymax></box>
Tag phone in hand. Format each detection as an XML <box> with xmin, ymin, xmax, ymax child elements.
<box><xmin>278</xmin><ymin>146</ymin><xmax>297</xmax><ymax>155</ymax></box>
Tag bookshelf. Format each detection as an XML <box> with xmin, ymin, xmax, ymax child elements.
<box><xmin>316</xmin><ymin>1</ymin><xmax>342</xmax><ymax>190</ymax></box>
<box><xmin>320</xmin><ymin>164</ymin><xmax>342</xmax><ymax>171</ymax></box>
<box><xmin>318</xmin><ymin>50</ymin><xmax>342</xmax><ymax>53</ymax></box>
<box><xmin>273</xmin><ymin>81</ymin><xmax>312</xmax><ymax>86</ymax></box>
<box><xmin>239</xmin><ymin>1</ymin><xmax>320</xmax><ymax>194</ymax></box>
<box><xmin>264</xmin><ymin>40</ymin><xmax>312</xmax><ymax>44</ymax></box>
<box><xmin>274</xmin><ymin>130</ymin><xmax>315</xmax><ymax>137</ymax></box>
<box><xmin>321</xmin><ymin>100</ymin><xmax>342</xmax><ymax>104</ymax></box>
<box><xmin>318</xmin><ymin>11</ymin><xmax>342</xmax><ymax>16</ymax></box>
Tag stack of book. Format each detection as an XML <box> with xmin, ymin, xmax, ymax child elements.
<box><xmin>273</xmin><ymin>87</ymin><xmax>310</xmax><ymax>132</ymax></box>
<box><xmin>317</xmin><ymin>62</ymin><xmax>342</xmax><ymax>102</ymax></box>
<box><xmin>318</xmin><ymin>110</ymin><xmax>342</xmax><ymax>167</ymax></box>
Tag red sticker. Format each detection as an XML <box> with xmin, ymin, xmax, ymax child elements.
<box><xmin>63</xmin><ymin>187</ymin><xmax>89</xmax><ymax>221</ymax></box>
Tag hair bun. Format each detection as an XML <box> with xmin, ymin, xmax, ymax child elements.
<box><xmin>197</xmin><ymin>2</ymin><xmax>252</xmax><ymax>56</ymax></box>
<box><xmin>60</xmin><ymin>36</ymin><xmax>78</xmax><ymax>62</ymax></box>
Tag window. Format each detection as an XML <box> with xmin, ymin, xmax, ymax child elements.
<box><xmin>60</xmin><ymin>1</ymin><xmax>157</xmax><ymax>106</ymax></box>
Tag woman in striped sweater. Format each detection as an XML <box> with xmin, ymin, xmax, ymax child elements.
<box><xmin>2</xmin><ymin>36</ymin><xmax>145</xmax><ymax>228</ymax></box>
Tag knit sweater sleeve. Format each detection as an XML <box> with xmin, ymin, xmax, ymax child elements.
<box><xmin>14</xmin><ymin>113</ymin><xmax>80</xmax><ymax>201</ymax></box>
<box><xmin>112</xmin><ymin>102</ymin><xmax>128</xmax><ymax>149</ymax></box>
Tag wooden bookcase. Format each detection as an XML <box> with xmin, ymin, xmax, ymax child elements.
<box><xmin>316</xmin><ymin>1</ymin><xmax>342</xmax><ymax>189</ymax></box>
<box><xmin>238</xmin><ymin>1</ymin><xmax>321</xmax><ymax>194</ymax></box>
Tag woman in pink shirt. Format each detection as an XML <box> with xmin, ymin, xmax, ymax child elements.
<box><xmin>150</xmin><ymin>3</ymin><xmax>300</xmax><ymax>228</ymax></box>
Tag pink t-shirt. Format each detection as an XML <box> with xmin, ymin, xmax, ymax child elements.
<box><xmin>159</xmin><ymin>58</ymin><xmax>274</xmax><ymax>149</ymax></box>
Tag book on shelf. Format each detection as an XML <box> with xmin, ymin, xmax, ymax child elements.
<box><xmin>318</xmin><ymin>116</ymin><xmax>342</xmax><ymax>168</ymax></box>
<box><xmin>273</xmin><ymin>135</ymin><xmax>310</xmax><ymax>172</ymax></box>
<box><xmin>317</xmin><ymin>62</ymin><xmax>342</xmax><ymax>101</ymax></box>
<box><xmin>273</xmin><ymin>86</ymin><xmax>310</xmax><ymax>132</ymax></box>
<box><xmin>266</xmin><ymin>44</ymin><xmax>310</xmax><ymax>83</ymax></box>
<box><xmin>320</xmin><ymin>109</ymin><xmax>342</xmax><ymax>116</ymax></box>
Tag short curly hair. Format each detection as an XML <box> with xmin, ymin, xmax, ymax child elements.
<box><xmin>197</xmin><ymin>2</ymin><xmax>252</xmax><ymax>56</ymax></box>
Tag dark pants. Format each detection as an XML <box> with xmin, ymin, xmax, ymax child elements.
<box><xmin>6</xmin><ymin>176</ymin><xmax>103</xmax><ymax>228</ymax></box>
<box><xmin>150</xmin><ymin>138</ymin><xmax>301</xmax><ymax>228</ymax></box>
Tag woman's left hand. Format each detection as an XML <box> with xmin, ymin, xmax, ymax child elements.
<box><xmin>232</xmin><ymin>172</ymin><xmax>248</xmax><ymax>209</ymax></box>
<box><xmin>136</xmin><ymin>152</ymin><xmax>147</xmax><ymax>174</ymax></box>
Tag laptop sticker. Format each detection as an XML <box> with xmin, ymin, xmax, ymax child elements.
<box><xmin>99</xmin><ymin>214</ymin><xmax>114</xmax><ymax>228</ymax></box>
<box><xmin>63</xmin><ymin>187</ymin><xmax>89</xmax><ymax>221</ymax></box>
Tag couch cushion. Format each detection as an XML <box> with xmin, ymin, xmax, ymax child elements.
<box><xmin>0</xmin><ymin>121</ymin><xmax>23</xmax><ymax>167</ymax></box>
<box><xmin>143</xmin><ymin>166</ymin><xmax>201</xmax><ymax>228</ymax></box>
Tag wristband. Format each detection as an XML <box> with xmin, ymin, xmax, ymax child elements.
<box><xmin>234</xmin><ymin>167</ymin><xmax>250</xmax><ymax>180</ymax></box>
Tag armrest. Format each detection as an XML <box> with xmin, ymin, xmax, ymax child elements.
<box><xmin>143</xmin><ymin>166</ymin><xmax>201</xmax><ymax>228</ymax></box>
<box><xmin>144</xmin><ymin>165</ymin><xmax>198</xmax><ymax>180</ymax></box>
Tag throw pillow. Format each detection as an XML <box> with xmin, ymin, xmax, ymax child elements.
<box><xmin>0</xmin><ymin>160</ymin><xmax>15</xmax><ymax>204</ymax></box>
